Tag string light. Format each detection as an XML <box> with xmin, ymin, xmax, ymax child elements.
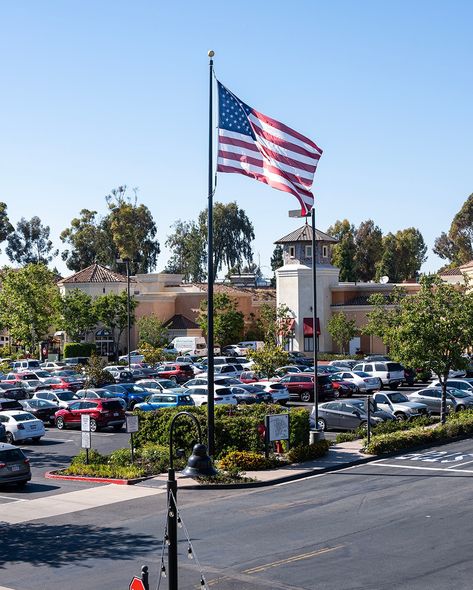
<box><xmin>160</xmin><ymin>563</ymin><xmax>167</xmax><ymax>578</ymax></box>
<box><xmin>187</xmin><ymin>545</ymin><xmax>194</xmax><ymax>559</ymax></box>
<box><xmin>177</xmin><ymin>515</ymin><xmax>183</xmax><ymax>528</ymax></box>
<box><xmin>164</xmin><ymin>533</ymin><xmax>170</xmax><ymax>546</ymax></box>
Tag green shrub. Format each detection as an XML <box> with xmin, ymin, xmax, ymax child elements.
<box><xmin>133</xmin><ymin>405</ymin><xmax>310</xmax><ymax>459</ymax></box>
<box><xmin>370</xmin><ymin>415</ymin><xmax>437</xmax><ymax>436</ymax></box>
<box><xmin>335</xmin><ymin>432</ymin><xmax>359</xmax><ymax>443</ymax></box>
<box><xmin>71</xmin><ymin>449</ymin><xmax>107</xmax><ymax>465</ymax></box>
<box><xmin>63</xmin><ymin>342</ymin><xmax>95</xmax><ymax>358</ymax></box>
<box><xmin>62</xmin><ymin>464</ymin><xmax>145</xmax><ymax>479</ymax></box>
<box><xmin>286</xmin><ymin>440</ymin><xmax>330</xmax><ymax>463</ymax></box>
<box><xmin>218</xmin><ymin>450</ymin><xmax>284</xmax><ymax>471</ymax></box>
<box><xmin>108</xmin><ymin>448</ymin><xmax>133</xmax><ymax>466</ymax></box>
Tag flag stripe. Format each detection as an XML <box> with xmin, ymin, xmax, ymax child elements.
<box><xmin>251</xmin><ymin>108</ymin><xmax>323</xmax><ymax>155</ymax></box>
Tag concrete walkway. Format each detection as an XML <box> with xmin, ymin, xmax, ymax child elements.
<box><xmin>143</xmin><ymin>439</ymin><xmax>373</xmax><ymax>489</ymax></box>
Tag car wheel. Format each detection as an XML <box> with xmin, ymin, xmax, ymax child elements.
<box><xmin>391</xmin><ymin>384</ymin><xmax>399</xmax><ymax>390</ymax></box>
<box><xmin>316</xmin><ymin>418</ymin><xmax>327</xmax><ymax>431</ymax></box>
<box><xmin>56</xmin><ymin>417</ymin><xmax>65</xmax><ymax>430</ymax></box>
<box><xmin>170</xmin><ymin>377</ymin><xmax>177</xmax><ymax>384</ymax></box>
<box><xmin>332</xmin><ymin>389</ymin><xmax>340</xmax><ymax>399</ymax></box>
<box><xmin>5</xmin><ymin>432</ymin><xmax>14</xmax><ymax>444</ymax></box>
<box><xmin>456</xmin><ymin>405</ymin><xmax>466</xmax><ymax>412</ymax></box>
<box><xmin>16</xmin><ymin>480</ymin><xmax>28</xmax><ymax>488</ymax></box>
<box><xmin>113</xmin><ymin>424</ymin><xmax>124</xmax><ymax>431</ymax></box>
<box><xmin>90</xmin><ymin>419</ymin><xmax>98</xmax><ymax>432</ymax></box>
<box><xmin>395</xmin><ymin>412</ymin><xmax>407</xmax><ymax>421</ymax></box>
<box><xmin>300</xmin><ymin>391</ymin><xmax>312</xmax><ymax>403</ymax></box>
<box><xmin>359</xmin><ymin>421</ymin><xmax>368</xmax><ymax>430</ymax></box>
<box><xmin>32</xmin><ymin>437</ymin><xmax>42</xmax><ymax>443</ymax></box>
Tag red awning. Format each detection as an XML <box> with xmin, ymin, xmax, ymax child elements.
<box><xmin>303</xmin><ymin>317</ymin><xmax>320</xmax><ymax>336</ymax></box>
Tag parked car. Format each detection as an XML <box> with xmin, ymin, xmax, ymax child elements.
<box><xmin>63</xmin><ymin>357</ymin><xmax>90</xmax><ymax>367</ymax></box>
<box><xmin>0</xmin><ymin>384</ymin><xmax>29</xmax><ymax>401</ymax></box>
<box><xmin>428</xmin><ymin>378</ymin><xmax>473</xmax><ymax>394</ymax></box>
<box><xmin>327</xmin><ymin>359</ymin><xmax>359</xmax><ymax>369</ymax></box>
<box><xmin>33</xmin><ymin>390</ymin><xmax>80</xmax><ymax>408</ymax></box>
<box><xmin>183</xmin><ymin>377</ymin><xmax>242</xmax><ymax>388</ymax></box>
<box><xmin>134</xmin><ymin>390</ymin><xmax>195</xmax><ymax>411</ymax></box>
<box><xmin>311</xmin><ymin>401</ymin><xmax>384</xmax><ymax>432</ymax></box>
<box><xmin>186</xmin><ymin>385</ymin><xmax>238</xmax><ymax>407</ymax></box>
<box><xmin>331</xmin><ymin>370</ymin><xmax>381</xmax><ymax>393</ymax></box>
<box><xmin>107</xmin><ymin>368</ymin><xmax>135</xmax><ymax>383</ymax></box>
<box><xmin>118</xmin><ymin>350</ymin><xmax>145</xmax><ymax>364</ymax></box>
<box><xmin>100</xmin><ymin>383</ymin><xmax>149</xmax><ymax>409</ymax></box>
<box><xmin>363</xmin><ymin>355</ymin><xmax>391</xmax><ymax>362</ymax></box>
<box><xmin>250</xmin><ymin>382</ymin><xmax>290</xmax><ymax>405</ymax></box>
<box><xmin>407</xmin><ymin>387</ymin><xmax>473</xmax><ymax>414</ymax></box>
<box><xmin>11</xmin><ymin>359</ymin><xmax>42</xmax><ymax>371</ymax></box>
<box><xmin>373</xmin><ymin>391</ymin><xmax>430</xmax><ymax>420</ymax></box>
<box><xmin>17</xmin><ymin>379</ymin><xmax>52</xmax><ymax>396</ymax></box>
<box><xmin>0</xmin><ymin>398</ymin><xmax>22</xmax><ymax>412</ymax></box>
<box><xmin>156</xmin><ymin>363</ymin><xmax>195</xmax><ymax>384</ymax></box>
<box><xmin>287</xmin><ymin>352</ymin><xmax>313</xmax><ymax>366</ymax></box>
<box><xmin>329</xmin><ymin>375</ymin><xmax>358</xmax><ymax>397</ymax></box>
<box><xmin>55</xmin><ymin>399</ymin><xmax>126</xmax><ymax>431</ymax></box>
<box><xmin>274</xmin><ymin>365</ymin><xmax>305</xmax><ymax>377</ymax></box>
<box><xmin>353</xmin><ymin>361</ymin><xmax>405</xmax><ymax>389</ymax></box>
<box><xmin>0</xmin><ymin>443</ymin><xmax>31</xmax><ymax>487</ymax></box>
<box><xmin>0</xmin><ymin>411</ymin><xmax>45</xmax><ymax>443</ymax></box>
<box><xmin>278</xmin><ymin>374</ymin><xmax>336</xmax><ymax>402</ymax></box>
<box><xmin>19</xmin><ymin>398</ymin><xmax>58</xmax><ymax>425</ymax></box>
<box><xmin>198</xmin><ymin>364</ymin><xmax>244</xmax><ymax>380</ymax></box>
<box><xmin>41</xmin><ymin>361</ymin><xmax>67</xmax><ymax>371</ymax></box>
<box><xmin>75</xmin><ymin>388</ymin><xmax>127</xmax><ymax>410</ymax></box>
<box><xmin>239</xmin><ymin>371</ymin><xmax>259</xmax><ymax>384</ymax></box>
<box><xmin>228</xmin><ymin>384</ymin><xmax>272</xmax><ymax>404</ymax></box>
<box><xmin>135</xmin><ymin>378</ymin><xmax>181</xmax><ymax>392</ymax></box>
<box><xmin>343</xmin><ymin>398</ymin><xmax>397</xmax><ymax>422</ymax></box>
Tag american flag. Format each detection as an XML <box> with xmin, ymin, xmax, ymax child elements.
<box><xmin>217</xmin><ymin>81</ymin><xmax>322</xmax><ymax>215</ymax></box>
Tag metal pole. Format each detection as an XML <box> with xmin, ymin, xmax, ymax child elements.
<box><xmin>141</xmin><ymin>565</ymin><xmax>149</xmax><ymax>590</ymax></box>
<box><xmin>167</xmin><ymin>467</ymin><xmax>178</xmax><ymax>590</ymax></box>
<box><xmin>207</xmin><ymin>50</ymin><xmax>215</xmax><ymax>457</ymax></box>
<box><xmin>366</xmin><ymin>395</ymin><xmax>371</xmax><ymax>444</ymax></box>
<box><xmin>126</xmin><ymin>259</ymin><xmax>131</xmax><ymax>371</ymax></box>
<box><xmin>311</xmin><ymin>207</ymin><xmax>319</xmax><ymax>429</ymax></box>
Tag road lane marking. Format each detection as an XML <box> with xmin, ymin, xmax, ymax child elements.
<box><xmin>0</xmin><ymin>495</ymin><xmax>27</xmax><ymax>503</ymax></box>
<box><xmin>0</xmin><ymin>484</ymin><xmax>165</xmax><ymax>524</ymax></box>
<box><xmin>242</xmin><ymin>545</ymin><xmax>344</xmax><ymax>574</ymax></box>
<box><xmin>366</xmin><ymin>463</ymin><xmax>473</xmax><ymax>473</ymax></box>
<box><xmin>446</xmin><ymin>458</ymin><xmax>473</xmax><ymax>469</ymax></box>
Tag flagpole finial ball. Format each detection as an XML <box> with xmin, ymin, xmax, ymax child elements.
<box><xmin>208</xmin><ymin>50</ymin><xmax>215</xmax><ymax>58</ymax></box>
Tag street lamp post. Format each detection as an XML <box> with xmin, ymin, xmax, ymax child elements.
<box><xmin>167</xmin><ymin>411</ymin><xmax>217</xmax><ymax>590</ymax></box>
<box><xmin>117</xmin><ymin>258</ymin><xmax>132</xmax><ymax>370</ymax></box>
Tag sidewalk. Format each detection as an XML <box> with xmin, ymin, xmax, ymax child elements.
<box><xmin>143</xmin><ymin>440</ymin><xmax>375</xmax><ymax>490</ymax></box>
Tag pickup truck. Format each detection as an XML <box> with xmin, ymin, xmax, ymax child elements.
<box><xmin>373</xmin><ymin>391</ymin><xmax>429</xmax><ymax>420</ymax></box>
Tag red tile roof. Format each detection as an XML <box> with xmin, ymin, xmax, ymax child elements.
<box><xmin>60</xmin><ymin>263</ymin><xmax>129</xmax><ymax>284</ymax></box>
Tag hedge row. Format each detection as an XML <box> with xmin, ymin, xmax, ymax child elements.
<box><xmin>63</xmin><ymin>342</ymin><xmax>95</xmax><ymax>358</ymax></box>
<box><xmin>364</xmin><ymin>410</ymin><xmax>473</xmax><ymax>455</ymax></box>
<box><xmin>133</xmin><ymin>404</ymin><xmax>310</xmax><ymax>459</ymax></box>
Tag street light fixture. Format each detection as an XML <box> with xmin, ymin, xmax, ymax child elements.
<box><xmin>167</xmin><ymin>411</ymin><xmax>216</xmax><ymax>590</ymax></box>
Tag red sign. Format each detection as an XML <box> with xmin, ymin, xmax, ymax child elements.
<box><xmin>129</xmin><ymin>577</ymin><xmax>145</xmax><ymax>590</ymax></box>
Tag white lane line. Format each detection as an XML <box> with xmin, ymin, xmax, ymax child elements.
<box><xmin>0</xmin><ymin>495</ymin><xmax>27</xmax><ymax>502</ymax></box>
<box><xmin>446</xmin><ymin>459</ymin><xmax>473</xmax><ymax>469</ymax></box>
<box><xmin>275</xmin><ymin>464</ymin><xmax>363</xmax><ymax>487</ymax></box>
<box><xmin>0</xmin><ymin>585</ymin><xmax>17</xmax><ymax>589</ymax></box>
<box><xmin>365</xmin><ymin>462</ymin><xmax>473</xmax><ymax>474</ymax></box>
<box><xmin>0</xmin><ymin>484</ymin><xmax>165</xmax><ymax>524</ymax></box>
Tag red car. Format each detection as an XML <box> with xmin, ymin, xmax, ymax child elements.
<box><xmin>278</xmin><ymin>373</ymin><xmax>336</xmax><ymax>402</ymax></box>
<box><xmin>156</xmin><ymin>363</ymin><xmax>194</xmax><ymax>384</ymax></box>
<box><xmin>42</xmin><ymin>376</ymin><xmax>83</xmax><ymax>392</ymax></box>
<box><xmin>55</xmin><ymin>399</ymin><xmax>125</xmax><ymax>431</ymax></box>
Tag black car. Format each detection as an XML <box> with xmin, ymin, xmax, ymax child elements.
<box><xmin>0</xmin><ymin>444</ymin><xmax>31</xmax><ymax>486</ymax></box>
<box><xmin>0</xmin><ymin>384</ymin><xmax>29</xmax><ymax>401</ymax></box>
<box><xmin>19</xmin><ymin>398</ymin><xmax>58</xmax><ymax>425</ymax></box>
<box><xmin>0</xmin><ymin>398</ymin><xmax>23</xmax><ymax>412</ymax></box>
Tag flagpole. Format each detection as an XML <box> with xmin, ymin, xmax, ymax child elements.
<box><xmin>311</xmin><ymin>206</ymin><xmax>319</xmax><ymax>430</ymax></box>
<box><xmin>207</xmin><ymin>50</ymin><xmax>215</xmax><ymax>457</ymax></box>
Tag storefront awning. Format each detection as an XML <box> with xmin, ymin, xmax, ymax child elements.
<box><xmin>303</xmin><ymin>317</ymin><xmax>320</xmax><ymax>336</ymax></box>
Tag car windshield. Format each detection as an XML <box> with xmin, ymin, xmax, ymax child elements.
<box><xmin>13</xmin><ymin>413</ymin><xmax>36</xmax><ymax>422</ymax></box>
<box><xmin>354</xmin><ymin>371</ymin><xmax>370</xmax><ymax>377</ymax></box>
<box><xmin>158</xmin><ymin>380</ymin><xmax>177</xmax><ymax>389</ymax></box>
<box><xmin>56</xmin><ymin>392</ymin><xmax>78</xmax><ymax>401</ymax></box>
<box><xmin>388</xmin><ymin>392</ymin><xmax>408</xmax><ymax>403</ymax></box>
<box><xmin>125</xmin><ymin>385</ymin><xmax>146</xmax><ymax>393</ymax></box>
<box><xmin>447</xmin><ymin>388</ymin><xmax>470</xmax><ymax>398</ymax></box>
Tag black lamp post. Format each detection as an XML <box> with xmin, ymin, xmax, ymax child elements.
<box><xmin>167</xmin><ymin>411</ymin><xmax>216</xmax><ymax>590</ymax></box>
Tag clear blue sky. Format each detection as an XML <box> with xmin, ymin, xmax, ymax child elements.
<box><xmin>0</xmin><ymin>0</ymin><xmax>471</xmax><ymax>277</ymax></box>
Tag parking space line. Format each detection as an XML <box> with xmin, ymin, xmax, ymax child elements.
<box><xmin>0</xmin><ymin>495</ymin><xmax>27</xmax><ymax>503</ymax></box>
<box><xmin>366</xmin><ymin>463</ymin><xmax>473</xmax><ymax>474</ymax></box>
<box><xmin>243</xmin><ymin>545</ymin><xmax>344</xmax><ymax>574</ymax></box>
<box><xmin>446</xmin><ymin>459</ymin><xmax>473</xmax><ymax>469</ymax></box>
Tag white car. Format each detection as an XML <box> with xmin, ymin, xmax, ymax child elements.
<box><xmin>136</xmin><ymin>379</ymin><xmax>183</xmax><ymax>392</ymax></box>
<box><xmin>186</xmin><ymin>385</ymin><xmax>238</xmax><ymax>407</ymax></box>
<box><xmin>373</xmin><ymin>391</ymin><xmax>430</xmax><ymax>420</ymax></box>
<box><xmin>0</xmin><ymin>411</ymin><xmax>45</xmax><ymax>444</ymax></box>
<box><xmin>428</xmin><ymin>378</ymin><xmax>473</xmax><ymax>393</ymax></box>
<box><xmin>41</xmin><ymin>361</ymin><xmax>67</xmax><ymax>371</ymax></box>
<box><xmin>198</xmin><ymin>364</ymin><xmax>243</xmax><ymax>379</ymax></box>
<box><xmin>332</xmin><ymin>371</ymin><xmax>382</xmax><ymax>393</ymax></box>
<box><xmin>118</xmin><ymin>351</ymin><xmax>145</xmax><ymax>364</ymax></box>
<box><xmin>33</xmin><ymin>390</ymin><xmax>80</xmax><ymax>409</ymax></box>
<box><xmin>183</xmin><ymin>377</ymin><xmax>241</xmax><ymax>388</ymax></box>
<box><xmin>251</xmin><ymin>381</ymin><xmax>290</xmax><ymax>405</ymax></box>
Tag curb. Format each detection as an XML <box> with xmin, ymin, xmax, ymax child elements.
<box><xmin>45</xmin><ymin>470</ymin><xmax>154</xmax><ymax>486</ymax></box>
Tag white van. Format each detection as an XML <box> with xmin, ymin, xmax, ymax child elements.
<box><xmin>171</xmin><ymin>337</ymin><xmax>208</xmax><ymax>357</ymax></box>
<box><xmin>237</xmin><ymin>341</ymin><xmax>264</xmax><ymax>352</ymax></box>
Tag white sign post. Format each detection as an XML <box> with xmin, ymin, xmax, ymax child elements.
<box><xmin>81</xmin><ymin>414</ymin><xmax>92</xmax><ymax>464</ymax></box>
<box><xmin>126</xmin><ymin>415</ymin><xmax>139</xmax><ymax>463</ymax></box>
<box><xmin>265</xmin><ymin>414</ymin><xmax>290</xmax><ymax>456</ymax></box>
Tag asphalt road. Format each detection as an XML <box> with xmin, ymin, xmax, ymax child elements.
<box><xmin>2</xmin><ymin>437</ymin><xmax>473</xmax><ymax>589</ymax></box>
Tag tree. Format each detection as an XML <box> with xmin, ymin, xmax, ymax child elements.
<box><xmin>376</xmin><ymin>229</ymin><xmax>427</xmax><ymax>282</ymax></box>
<box><xmin>0</xmin><ymin>203</ymin><xmax>13</xmax><ymax>252</ymax></box>
<box><xmin>327</xmin><ymin>312</ymin><xmax>357</xmax><ymax>354</ymax></box>
<box><xmin>83</xmin><ymin>355</ymin><xmax>114</xmax><ymax>388</ymax></box>
<box><xmin>247</xmin><ymin>343</ymin><xmax>289</xmax><ymax>379</ymax></box>
<box><xmin>164</xmin><ymin>220</ymin><xmax>206</xmax><ymax>282</ymax></box>
<box><xmin>327</xmin><ymin>220</ymin><xmax>357</xmax><ymax>281</ymax></box>
<box><xmin>137</xmin><ymin>342</ymin><xmax>165</xmax><ymax>365</ymax></box>
<box><xmin>354</xmin><ymin>220</ymin><xmax>383</xmax><ymax>282</ymax></box>
<box><xmin>197</xmin><ymin>293</ymin><xmax>244</xmax><ymax>347</ymax></box>
<box><xmin>434</xmin><ymin>193</ymin><xmax>473</xmax><ymax>267</ymax></box>
<box><xmin>137</xmin><ymin>315</ymin><xmax>169</xmax><ymax>348</ymax></box>
<box><xmin>92</xmin><ymin>291</ymin><xmax>138</xmax><ymax>359</ymax></box>
<box><xmin>364</xmin><ymin>276</ymin><xmax>473</xmax><ymax>423</ymax></box>
<box><xmin>270</xmin><ymin>245</ymin><xmax>284</xmax><ymax>287</ymax></box>
<box><xmin>60</xmin><ymin>289</ymin><xmax>98</xmax><ymax>341</ymax></box>
<box><xmin>199</xmin><ymin>201</ymin><xmax>255</xmax><ymax>277</ymax></box>
<box><xmin>106</xmin><ymin>186</ymin><xmax>160</xmax><ymax>274</ymax></box>
<box><xmin>0</xmin><ymin>264</ymin><xmax>61</xmax><ymax>354</ymax></box>
<box><xmin>60</xmin><ymin>209</ymin><xmax>114</xmax><ymax>272</ymax></box>
<box><xmin>256</xmin><ymin>303</ymin><xmax>294</xmax><ymax>345</ymax></box>
<box><xmin>6</xmin><ymin>216</ymin><xmax>58</xmax><ymax>265</ymax></box>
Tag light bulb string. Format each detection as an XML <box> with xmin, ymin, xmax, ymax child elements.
<box><xmin>155</xmin><ymin>523</ymin><xmax>168</xmax><ymax>590</ymax></box>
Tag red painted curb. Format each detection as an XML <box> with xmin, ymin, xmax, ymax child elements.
<box><xmin>45</xmin><ymin>470</ymin><xmax>149</xmax><ymax>485</ymax></box>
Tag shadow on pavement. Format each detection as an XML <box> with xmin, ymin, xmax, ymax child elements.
<box><xmin>0</xmin><ymin>521</ymin><xmax>160</xmax><ymax>568</ymax></box>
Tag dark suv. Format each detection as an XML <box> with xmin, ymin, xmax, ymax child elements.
<box><xmin>0</xmin><ymin>444</ymin><xmax>31</xmax><ymax>487</ymax></box>
<box><xmin>279</xmin><ymin>373</ymin><xmax>336</xmax><ymax>402</ymax></box>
